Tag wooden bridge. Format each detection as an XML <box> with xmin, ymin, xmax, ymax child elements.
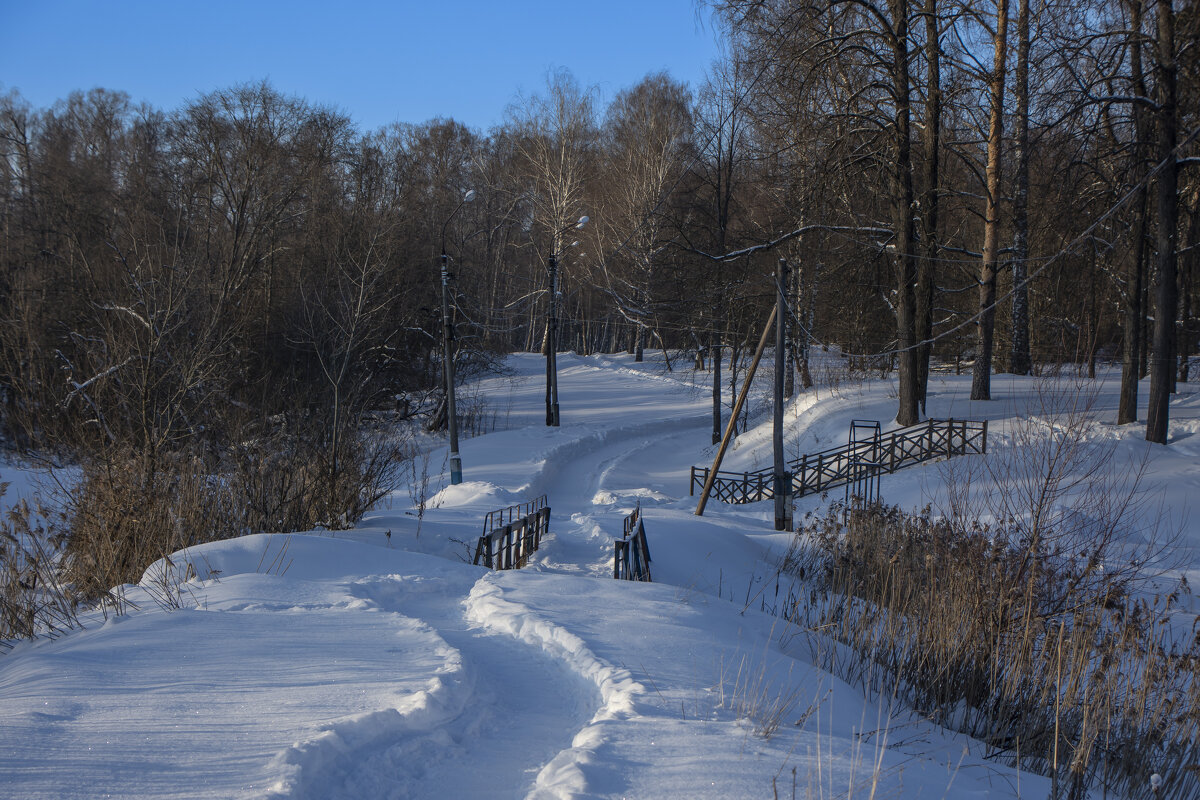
<box><xmin>473</xmin><ymin>495</ymin><xmax>551</xmax><ymax>570</ymax></box>
<box><xmin>690</xmin><ymin>418</ymin><xmax>988</xmax><ymax>505</ymax></box>
<box><xmin>613</xmin><ymin>502</ymin><xmax>652</xmax><ymax>582</ymax></box>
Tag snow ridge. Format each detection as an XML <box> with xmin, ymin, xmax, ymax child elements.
<box><xmin>465</xmin><ymin>574</ymin><xmax>644</xmax><ymax>799</ymax></box>
<box><xmin>263</xmin><ymin>608</ymin><xmax>468</xmax><ymax>799</ymax></box>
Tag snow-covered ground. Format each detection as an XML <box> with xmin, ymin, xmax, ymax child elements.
<box><xmin>1</xmin><ymin>352</ymin><xmax>1195</xmax><ymax>799</ymax></box>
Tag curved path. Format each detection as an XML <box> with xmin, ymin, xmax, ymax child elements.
<box><xmin>311</xmin><ymin>570</ymin><xmax>599</xmax><ymax>800</ymax></box>
<box><xmin>292</xmin><ymin>364</ymin><xmax>720</xmax><ymax>798</ymax></box>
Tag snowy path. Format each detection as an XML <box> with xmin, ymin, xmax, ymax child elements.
<box><xmin>5</xmin><ymin>352</ymin><xmax>1194</xmax><ymax>798</ymax></box>
<box><xmin>526</xmin><ymin>422</ymin><xmax>708</xmax><ymax>578</ymax></box>
<box><xmin>313</xmin><ymin>571</ymin><xmax>598</xmax><ymax>800</ymax></box>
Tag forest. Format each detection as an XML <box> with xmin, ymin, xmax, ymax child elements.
<box><xmin>0</xmin><ymin>0</ymin><xmax>1197</xmax><ymax>594</ymax></box>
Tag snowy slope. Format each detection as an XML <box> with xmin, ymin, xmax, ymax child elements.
<box><xmin>2</xmin><ymin>352</ymin><xmax>1194</xmax><ymax>799</ymax></box>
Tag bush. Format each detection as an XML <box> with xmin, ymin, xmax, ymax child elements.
<box><xmin>57</xmin><ymin>413</ymin><xmax>410</xmax><ymax>609</ymax></box>
<box><xmin>231</xmin><ymin>414</ymin><xmax>409</xmax><ymax>533</ymax></box>
<box><xmin>61</xmin><ymin>449</ymin><xmax>241</xmax><ymax>604</ymax></box>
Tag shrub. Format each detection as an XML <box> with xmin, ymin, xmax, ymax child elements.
<box><xmin>61</xmin><ymin>449</ymin><xmax>241</xmax><ymax>604</ymax></box>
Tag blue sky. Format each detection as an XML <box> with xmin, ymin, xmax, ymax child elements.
<box><xmin>0</xmin><ymin>0</ymin><xmax>723</xmax><ymax>132</ymax></box>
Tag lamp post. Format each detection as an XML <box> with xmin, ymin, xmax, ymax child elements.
<box><xmin>441</xmin><ymin>188</ymin><xmax>475</xmax><ymax>484</ymax></box>
<box><xmin>546</xmin><ymin>215</ymin><xmax>588</xmax><ymax>427</ymax></box>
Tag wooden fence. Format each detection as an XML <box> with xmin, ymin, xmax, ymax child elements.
<box><xmin>473</xmin><ymin>496</ymin><xmax>551</xmax><ymax>570</ymax></box>
<box><xmin>690</xmin><ymin>418</ymin><xmax>987</xmax><ymax>505</ymax></box>
<box><xmin>614</xmin><ymin>503</ymin><xmax>652</xmax><ymax>582</ymax></box>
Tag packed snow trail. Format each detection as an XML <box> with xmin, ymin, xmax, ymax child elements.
<box><xmin>522</xmin><ymin>422</ymin><xmax>708</xmax><ymax>577</ymax></box>
<box><xmin>307</xmin><ymin>570</ymin><xmax>598</xmax><ymax>800</ymax></box>
<box><xmin>5</xmin><ymin>352</ymin><xmax>1194</xmax><ymax>798</ymax></box>
<box><xmin>0</xmin><ymin>537</ymin><xmax>609</xmax><ymax>800</ymax></box>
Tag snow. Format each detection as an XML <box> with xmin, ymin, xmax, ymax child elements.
<box><xmin>2</xmin><ymin>351</ymin><xmax>1195</xmax><ymax>799</ymax></box>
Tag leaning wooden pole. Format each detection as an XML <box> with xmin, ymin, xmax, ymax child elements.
<box><xmin>696</xmin><ymin>305</ymin><xmax>778</xmax><ymax>516</ymax></box>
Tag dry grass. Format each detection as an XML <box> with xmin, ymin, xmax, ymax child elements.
<box><xmin>2</xmin><ymin>417</ymin><xmax>413</xmax><ymax>639</ymax></box>
<box><xmin>1</xmin><ymin>486</ymin><xmax>78</xmax><ymax>650</ymax></box>
<box><xmin>61</xmin><ymin>448</ymin><xmax>242</xmax><ymax>605</ymax></box>
<box><xmin>779</xmin><ymin>380</ymin><xmax>1198</xmax><ymax>798</ymax></box>
<box><xmin>716</xmin><ymin>648</ymin><xmax>809</xmax><ymax>739</ymax></box>
<box><xmin>782</xmin><ymin>503</ymin><xmax>1199</xmax><ymax>799</ymax></box>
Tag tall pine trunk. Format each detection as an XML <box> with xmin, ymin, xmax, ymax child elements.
<box><xmin>916</xmin><ymin>0</ymin><xmax>941</xmax><ymax>412</ymax></box>
<box><xmin>972</xmin><ymin>0</ymin><xmax>1009</xmax><ymax>401</ymax></box>
<box><xmin>1119</xmin><ymin>0</ymin><xmax>1152</xmax><ymax>424</ymax></box>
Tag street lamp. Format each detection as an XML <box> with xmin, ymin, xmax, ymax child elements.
<box><xmin>546</xmin><ymin>214</ymin><xmax>589</xmax><ymax>427</ymax></box>
<box><xmin>441</xmin><ymin>188</ymin><xmax>475</xmax><ymax>484</ymax></box>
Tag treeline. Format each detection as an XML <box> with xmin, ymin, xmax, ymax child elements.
<box><xmin>710</xmin><ymin>0</ymin><xmax>1199</xmax><ymax>441</ymax></box>
<box><xmin>0</xmin><ymin>1</ymin><xmax>1197</xmax><ymax>555</ymax></box>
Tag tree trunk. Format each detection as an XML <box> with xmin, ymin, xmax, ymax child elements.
<box><xmin>916</xmin><ymin>0</ymin><xmax>942</xmax><ymax>411</ymax></box>
<box><xmin>773</xmin><ymin>259</ymin><xmax>788</xmax><ymax>531</ymax></box>
<box><xmin>1120</xmin><ymin>200</ymin><xmax>1150</xmax><ymax>422</ymax></box>
<box><xmin>971</xmin><ymin>0</ymin><xmax>1009</xmax><ymax>401</ymax></box>
<box><xmin>801</xmin><ymin>261</ymin><xmax>817</xmax><ymax>389</ymax></box>
<box><xmin>1120</xmin><ymin>0</ymin><xmax>1152</xmax><ymax>424</ymax></box>
<box><xmin>1146</xmin><ymin>0</ymin><xmax>1177</xmax><ymax>445</ymax></box>
<box><xmin>784</xmin><ymin>260</ymin><xmax>796</xmax><ymax>399</ymax></box>
<box><xmin>892</xmin><ymin>0</ymin><xmax>921</xmax><ymax>426</ymax></box>
<box><xmin>712</xmin><ymin>331</ymin><xmax>722</xmax><ymax>444</ymax></box>
<box><xmin>1179</xmin><ymin>258</ymin><xmax>1191</xmax><ymax>383</ymax></box>
<box><xmin>1179</xmin><ymin>190</ymin><xmax>1199</xmax><ymax>384</ymax></box>
<box><xmin>1010</xmin><ymin>0</ymin><xmax>1032</xmax><ymax>376</ymax></box>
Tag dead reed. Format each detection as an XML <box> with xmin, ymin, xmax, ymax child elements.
<box><xmin>782</xmin><ymin>502</ymin><xmax>1199</xmax><ymax>799</ymax></box>
<box><xmin>1</xmin><ymin>487</ymin><xmax>78</xmax><ymax>650</ymax></box>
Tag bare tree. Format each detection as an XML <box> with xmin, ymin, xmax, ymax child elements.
<box><xmin>1009</xmin><ymin>0</ymin><xmax>1033</xmax><ymax>376</ymax></box>
<box><xmin>599</xmin><ymin>72</ymin><xmax>694</xmax><ymax>362</ymax></box>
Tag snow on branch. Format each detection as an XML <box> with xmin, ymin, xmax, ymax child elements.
<box><xmin>63</xmin><ymin>355</ymin><xmax>138</xmax><ymax>403</ymax></box>
<box><xmin>686</xmin><ymin>224</ymin><xmax>893</xmax><ymax>263</ymax></box>
<box><xmin>97</xmin><ymin>304</ymin><xmax>152</xmax><ymax>331</ymax></box>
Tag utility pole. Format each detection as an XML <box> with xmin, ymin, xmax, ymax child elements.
<box><xmin>545</xmin><ymin>215</ymin><xmax>588</xmax><ymax>427</ymax></box>
<box><xmin>440</xmin><ymin>249</ymin><xmax>462</xmax><ymax>483</ymax></box>
<box><xmin>546</xmin><ymin>252</ymin><xmax>560</xmax><ymax>426</ymax></box>
<box><xmin>774</xmin><ymin>258</ymin><xmax>791</xmax><ymax>531</ymax></box>
<box><xmin>439</xmin><ymin>188</ymin><xmax>475</xmax><ymax>484</ymax></box>
<box><xmin>696</xmin><ymin>306</ymin><xmax>777</xmax><ymax>517</ymax></box>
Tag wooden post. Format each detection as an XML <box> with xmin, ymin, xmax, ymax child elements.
<box><xmin>774</xmin><ymin>258</ymin><xmax>790</xmax><ymax>530</ymax></box>
<box><xmin>696</xmin><ymin>306</ymin><xmax>779</xmax><ymax>516</ymax></box>
<box><xmin>712</xmin><ymin>331</ymin><xmax>722</xmax><ymax>445</ymax></box>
